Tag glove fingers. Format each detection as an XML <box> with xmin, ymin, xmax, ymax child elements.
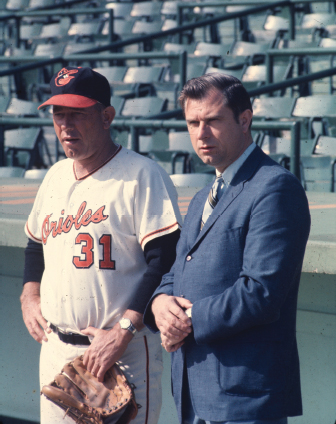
<box><xmin>41</xmin><ymin>385</ymin><xmax>102</xmax><ymax>424</ymax></box>
<box><xmin>63</xmin><ymin>362</ymin><xmax>98</xmax><ymax>400</ymax></box>
<box><xmin>72</xmin><ymin>357</ymin><xmax>104</xmax><ymax>391</ymax></box>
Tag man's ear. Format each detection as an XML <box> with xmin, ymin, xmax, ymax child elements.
<box><xmin>239</xmin><ymin>109</ymin><xmax>253</xmax><ymax>133</ymax></box>
<box><xmin>102</xmin><ymin>106</ymin><xmax>115</xmax><ymax>129</ymax></box>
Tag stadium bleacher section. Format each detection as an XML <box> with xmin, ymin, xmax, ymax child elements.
<box><xmin>0</xmin><ymin>0</ymin><xmax>335</xmax><ymax>193</ymax></box>
<box><xmin>1</xmin><ymin>2</ymin><xmax>336</xmax><ymax>424</ymax></box>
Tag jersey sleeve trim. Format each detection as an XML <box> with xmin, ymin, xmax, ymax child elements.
<box><xmin>25</xmin><ymin>221</ymin><xmax>42</xmax><ymax>243</ymax></box>
<box><xmin>140</xmin><ymin>221</ymin><xmax>181</xmax><ymax>248</ymax></box>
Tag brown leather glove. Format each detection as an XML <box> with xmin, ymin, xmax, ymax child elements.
<box><xmin>41</xmin><ymin>355</ymin><xmax>138</xmax><ymax>424</ymax></box>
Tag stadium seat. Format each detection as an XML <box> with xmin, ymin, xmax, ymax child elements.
<box><xmin>170</xmin><ymin>173</ymin><xmax>214</xmax><ymax>188</ymax></box>
<box><xmin>252</xmin><ymin>97</ymin><xmax>296</xmax><ymax>119</ymax></box>
<box><xmin>312</xmin><ymin>135</ymin><xmax>336</xmax><ymax>156</ymax></box>
<box><xmin>5</xmin><ymin>127</ymin><xmax>47</xmax><ymax>169</ymax></box>
<box><xmin>292</xmin><ymin>95</ymin><xmax>336</xmax><ymax>130</ymax></box>
<box><xmin>68</xmin><ymin>21</ymin><xmax>103</xmax><ymax>41</ymax></box>
<box><xmin>104</xmin><ymin>2</ymin><xmax>133</xmax><ymax>19</ymax></box>
<box><xmin>300</xmin><ymin>155</ymin><xmax>336</xmax><ymax>192</ymax></box>
<box><xmin>121</xmin><ymin>97</ymin><xmax>168</xmax><ymax>118</ymax></box>
<box><xmin>111</xmin><ymin>65</ymin><xmax>166</xmax><ymax>97</ymax></box>
<box><xmin>0</xmin><ymin>166</ymin><xmax>25</xmax><ymax>177</ymax></box>
<box><xmin>130</xmin><ymin>1</ymin><xmax>162</xmax><ymax>20</ymax></box>
<box><xmin>205</xmin><ymin>67</ymin><xmax>243</xmax><ymax>80</ymax></box>
<box><xmin>110</xmin><ymin>96</ymin><xmax>125</xmax><ymax>117</ymax></box>
<box><xmin>5</xmin><ymin>98</ymin><xmax>39</xmax><ymax>116</ymax></box>
<box><xmin>33</xmin><ymin>42</ymin><xmax>66</xmax><ymax>57</ymax></box>
<box><xmin>93</xmin><ymin>66</ymin><xmax>128</xmax><ymax>84</ymax></box>
<box><xmin>24</xmin><ymin>168</ymin><xmax>48</xmax><ymax>179</ymax></box>
<box><xmin>300</xmin><ymin>13</ymin><xmax>336</xmax><ymax>30</ymax></box>
<box><xmin>241</xmin><ymin>63</ymin><xmax>292</xmax><ymax>90</ymax></box>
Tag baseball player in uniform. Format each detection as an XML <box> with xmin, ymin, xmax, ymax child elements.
<box><xmin>20</xmin><ymin>66</ymin><xmax>182</xmax><ymax>424</ymax></box>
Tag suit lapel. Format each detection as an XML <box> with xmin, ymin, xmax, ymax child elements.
<box><xmin>190</xmin><ymin>146</ymin><xmax>265</xmax><ymax>249</ymax></box>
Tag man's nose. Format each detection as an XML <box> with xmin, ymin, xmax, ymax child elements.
<box><xmin>60</xmin><ymin>115</ymin><xmax>74</xmax><ymax>129</ymax></box>
<box><xmin>197</xmin><ymin>121</ymin><xmax>209</xmax><ymax>139</ymax></box>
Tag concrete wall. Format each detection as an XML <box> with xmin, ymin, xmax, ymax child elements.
<box><xmin>1</xmin><ymin>246</ymin><xmax>335</xmax><ymax>424</ymax></box>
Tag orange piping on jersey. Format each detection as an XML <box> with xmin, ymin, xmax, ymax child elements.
<box><xmin>140</xmin><ymin>221</ymin><xmax>180</xmax><ymax>247</ymax></box>
<box><xmin>73</xmin><ymin>145</ymin><xmax>122</xmax><ymax>180</ymax></box>
<box><xmin>144</xmin><ymin>335</ymin><xmax>149</xmax><ymax>424</ymax></box>
<box><xmin>25</xmin><ymin>222</ymin><xmax>42</xmax><ymax>243</ymax></box>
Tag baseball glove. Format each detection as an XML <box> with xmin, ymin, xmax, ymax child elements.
<box><xmin>41</xmin><ymin>355</ymin><xmax>138</xmax><ymax>424</ymax></box>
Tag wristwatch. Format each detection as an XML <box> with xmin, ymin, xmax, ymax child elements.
<box><xmin>119</xmin><ymin>317</ymin><xmax>137</xmax><ymax>335</ymax></box>
<box><xmin>185</xmin><ymin>307</ymin><xmax>192</xmax><ymax>320</ymax></box>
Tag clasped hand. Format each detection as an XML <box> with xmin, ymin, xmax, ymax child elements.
<box><xmin>151</xmin><ymin>294</ymin><xmax>193</xmax><ymax>353</ymax></box>
<box><xmin>81</xmin><ymin>324</ymin><xmax>133</xmax><ymax>383</ymax></box>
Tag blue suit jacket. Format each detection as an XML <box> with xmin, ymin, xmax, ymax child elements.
<box><xmin>144</xmin><ymin>146</ymin><xmax>310</xmax><ymax>422</ymax></box>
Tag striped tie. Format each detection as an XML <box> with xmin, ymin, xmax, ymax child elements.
<box><xmin>201</xmin><ymin>175</ymin><xmax>225</xmax><ymax>230</ymax></box>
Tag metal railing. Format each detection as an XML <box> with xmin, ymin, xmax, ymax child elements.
<box><xmin>0</xmin><ymin>116</ymin><xmax>301</xmax><ymax>179</ymax></box>
<box><xmin>265</xmin><ymin>47</ymin><xmax>336</xmax><ymax>92</ymax></box>
<box><xmin>0</xmin><ymin>0</ymin><xmax>297</xmax><ymax>81</ymax></box>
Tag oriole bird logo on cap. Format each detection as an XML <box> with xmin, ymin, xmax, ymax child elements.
<box><xmin>55</xmin><ymin>68</ymin><xmax>79</xmax><ymax>87</ymax></box>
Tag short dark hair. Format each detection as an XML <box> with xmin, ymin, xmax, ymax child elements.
<box><xmin>179</xmin><ymin>73</ymin><xmax>252</xmax><ymax>124</ymax></box>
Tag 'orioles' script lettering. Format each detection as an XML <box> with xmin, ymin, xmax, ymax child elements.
<box><xmin>42</xmin><ymin>201</ymin><xmax>108</xmax><ymax>244</ymax></box>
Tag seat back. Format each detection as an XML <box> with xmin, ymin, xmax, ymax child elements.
<box><xmin>170</xmin><ymin>173</ymin><xmax>214</xmax><ymax>188</ymax></box>
<box><xmin>121</xmin><ymin>97</ymin><xmax>167</xmax><ymax>117</ymax></box>
<box><xmin>293</xmin><ymin>96</ymin><xmax>336</xmax><ymax>118</ymax></box>
<box><xmin>123</xmin><ymin>66</ymin><xmax>164</xmax><ymax>84</ymax></box>
<box><xmin>313</xmin><ymin>135</ymin><xmax>336</xmax><ymax>155</ymax></box>
<box><xmin>94</xmin><ymin>66</ymin><xmax>128</xmax><ymax>83</ymax></box>
<box><xmin>24</xmin><ymin>169</ymin><xmax>48</xmax><ymax>179</ymax></box>
<box><xmin>252</xmin><ymin>97</ymin><xmax>296</xmax><ymax>119</ymax></box>
<box><xmin>168</xmin><ymin>131</ymin><xmax>192</xmax><ymax>152</ymax></box>
<box><xmin>300</xmin><ymin>155</ymin><xmax>336</xmax><ymax>192</ymax></box>
<box><xmin>6</xmin><ymin>98</ymin><xmax>39</xmax><ymax>116</ymax></box>
<box><xmin>0</xmin><ymin>166</ymin><xmax>25</xmax><ymax>177</ymax></box>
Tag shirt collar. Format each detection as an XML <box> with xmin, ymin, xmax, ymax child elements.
<box><xmin>216</xmin><ymin>142</ymin><xmax>256</xmax><ymax>185</ymax></box>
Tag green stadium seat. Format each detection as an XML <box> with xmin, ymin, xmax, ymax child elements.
<box><xmin>170</xmin><ymin>173</ymin><xmax>214</xmax><ymax>188</ymax></box>
<box><xmin>0</xmin><ymin>166</ymin><xmax>25</xmax><ymax>177</ymax></box>
<box><xmin>300</xmin><ymin>155</ymin><xmax>336</xmax><ymax>192</ymax></box>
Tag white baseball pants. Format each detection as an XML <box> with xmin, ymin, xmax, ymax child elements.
<box><xmin>40</xmin><ymin>327</ymin><xmax>163</xmax><ymax>424</ymax></box>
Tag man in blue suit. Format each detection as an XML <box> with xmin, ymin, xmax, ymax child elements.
<box><xmin>144</xmin><ymin>73</ymin><xmax>311</xmax><ymax>424</ymax></box>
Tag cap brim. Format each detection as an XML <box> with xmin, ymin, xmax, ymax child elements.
<box><xmin>38</xmin><ymin>94</ymin><xmax>98</xmax><ymax>110</ymax></box>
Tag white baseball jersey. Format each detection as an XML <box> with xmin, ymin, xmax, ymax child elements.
<box><xmin>25</xmin><ymin>146</ymin><xmax>181</xmax><ymax>333</ymax></box>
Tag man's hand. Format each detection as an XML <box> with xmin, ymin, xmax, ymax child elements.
<box><xmin>82</xmin><ymin>310</ymin><xmax>144</xmax><ymax>382</ymax></box>
<box><xmin>151</xmin><ymin>294</ymin><xmax>193</xmax><ymax>352</ymax></box>
<box><xmin>20</xmin><ymin>282</ymin><xmax>51</xmax><ymax>343</ymax></box>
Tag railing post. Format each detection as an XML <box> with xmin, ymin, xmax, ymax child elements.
<box><xmin>0</xmin><ymin>125</ymin><xmax>4</xmax><ymax>166</ymax></box>
<box><xmin>289</xmin><ymin>1</ymin><xmax>295</xmax><ymax>40</ymax></box>
<box><xmin>290</xmin><ymin>121</ymin><xmax>301</xmax><ymax>180</ymax></box>
<box><xmin>130</xmin><ymin>125</ymin><xmax>139</xmax><ymax>152</ymax></box>
<box><xmin>266</xmin><ymin>52</ymin><xmax>273</xmax><ymax>96</ymax></box>
<box><xmin>179</xmin><ymin>51</ymin><xmax>187</xmax><ymax>93</ymax></box>
<box><xmin>108</xmin><ymin>9</ymin><xmax>114</xmax><ymax>44</ymax></box>
<box><xmin>177</xmin><ymin>4</ymin><xmax>183</xmax><ymax>44</ymax></box>
<box><xmin>15</xmin><ymin>17</ymin><xmax>21</xmax><ymax>48</ymax></box>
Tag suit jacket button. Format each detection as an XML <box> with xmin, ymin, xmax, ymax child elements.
<box><xmin>186</xmin><ymin>255</ymin><xmax>192</xmax><ymax>261</ymax></box>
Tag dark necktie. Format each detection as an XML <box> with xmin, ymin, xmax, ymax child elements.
<box><xmin>201</xmin><ymin>175</ymin><xmax>225</xmax><ymax>230</ymax></box>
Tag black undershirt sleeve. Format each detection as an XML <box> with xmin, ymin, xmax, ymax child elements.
<box><xmin>23</xmin><ymin>230</ymin><xmax>180</xmax><ymax>314</ymax></box>
<box><xmin>128</xmin><ymin>229</ymin><xmax>180</xmax><ymax>314</ymax></box>
<box><xmin>23</xmin><ymin>238</ymin><xmax>44</xmax><ymax>284</ymax></box>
